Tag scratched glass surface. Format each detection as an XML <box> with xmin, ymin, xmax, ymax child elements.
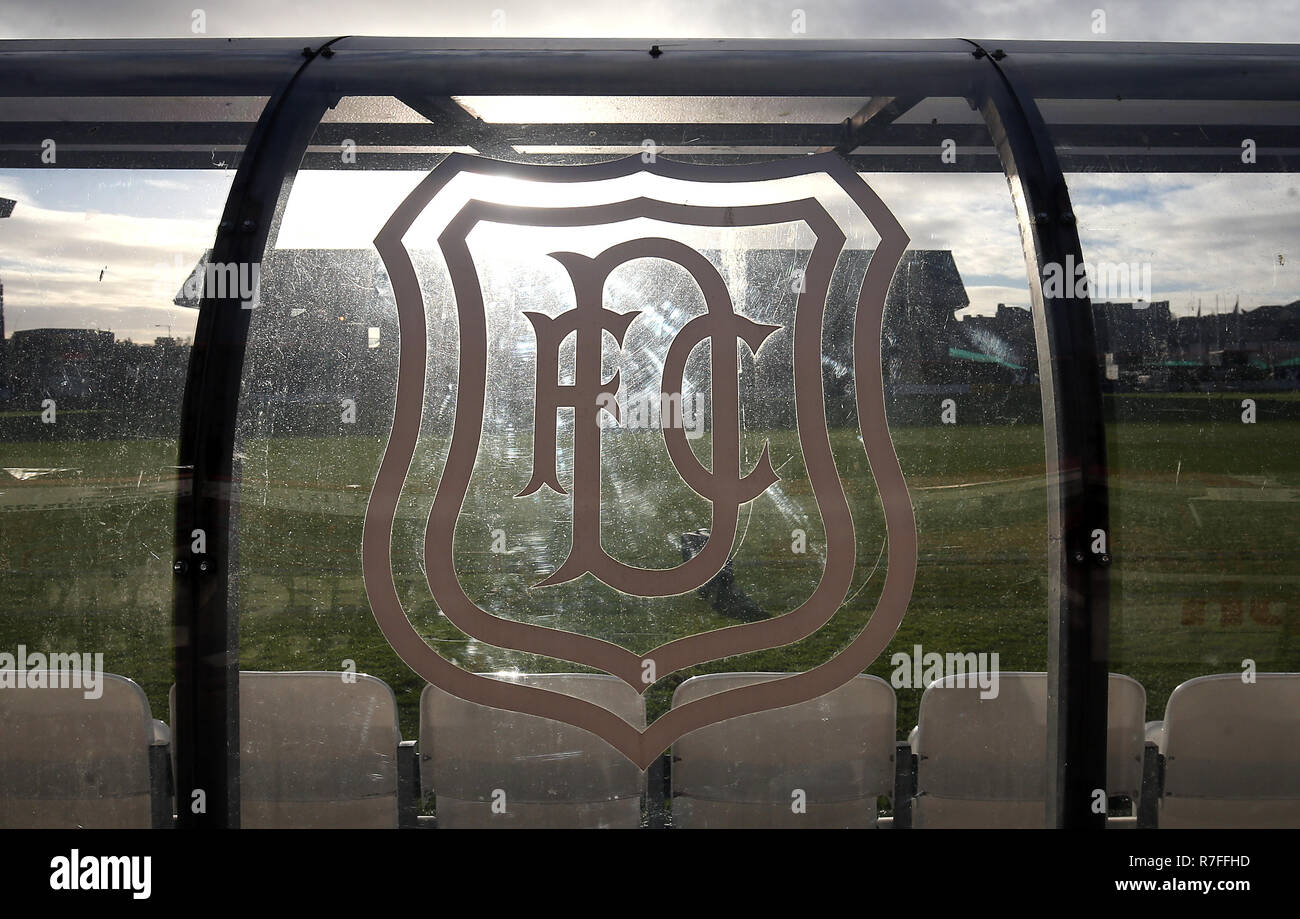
<box><xmin>415</xmin><ymin>218</ymin><xmax>840</xmax><ymax>652</ymax></box>
<box><xmin>1027</xmin><ymin>87</ymin><xmax>1300</xmax><ymax>824</ymax></box>
<box><xmin>1062</xmin><ymin>170</ymin><xmax>1300</xmax><ymax>721</ymax></box>
<box><xmin>0</xmin><ymin>167</ymin><xmax>239</xmax><ymax>722</ymax></box>
<box><xmin>0</xmin><ymin>137</ymin><xmax>251</xmax><ymax>825</ymax></box>
<box><xmin>238</xmin><ymin>136</ymin><xmax>1046</xmax><ymax>743</ymax></box>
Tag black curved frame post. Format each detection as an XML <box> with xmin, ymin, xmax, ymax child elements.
<box><xmin>172</xmin><ymin>42</ymin><xmax>341</xmax><ymax>829</ymax></box>
<box><xmin>973</xmin><ymin>45</ymin><xmax>1111</xmax><ymax>828</ymax></box>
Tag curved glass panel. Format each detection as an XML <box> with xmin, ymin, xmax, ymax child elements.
<box><xmin>0</xmin><ymin>95</ymin><xmax>265</xmax><ymax>827</ymax></box>
<box><xmin>1024</xmin><ymin>51</ymin><xmax>1300</xmax><ymax>827</ymax></box>
<box><xmin>234</xmin><ymin>91</ymin><xmax>1045</xmax><ymax>827</ymax></box>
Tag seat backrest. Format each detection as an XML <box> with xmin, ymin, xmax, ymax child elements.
<box><xmin>169</xmin><ymin>671</ymin><xmax>401</xmax><ymax>828</ymax></box>
<box><xmin>1159</xmin><ymin>672</ymin><xmax>1300</xmax><ymax>828</ymax></box>
<box><xmin>421</xmin><ymin>673</ymin><xmax>645</xmax><ymax>828</ymax></box>
<box><xmin>913</xmin><ymin>672</ymin><xmax>1146</xmax><ymax>828</ymax></box>
<box><xmin>0</xmin><ymin>671</ymin><xmax>154</xmax><ymax>828</ymax></box>
<box><xmin>670</xmin><ymin>673</ymin><xmax>896</xmax><ymax>828</ymax></box>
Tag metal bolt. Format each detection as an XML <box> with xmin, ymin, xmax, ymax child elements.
<box><xmin>198</xmin><ymin>559</ymin><xmax>210</xmax><ymax>572</ymax></box>
<box><xmin>1073</xmin><ymin>551</ymin><xmax>1085</xmax><ymax>563</ymax></box>
<box><xmin>173</xmin><ymin>559</ymin><xmax>187</xmax><ymax>574</ymax></box>
<box><xmin>239</xmin><ymin>218</ymin><xmax>256</xmax><ymax>232</ymax></box>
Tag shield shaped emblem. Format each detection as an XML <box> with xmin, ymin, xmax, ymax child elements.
<box><xmin>363</xmin><ymin>153</ymin><xmax>917</xmax><ymax>769</ymax></box>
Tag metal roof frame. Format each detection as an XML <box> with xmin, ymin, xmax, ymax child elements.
<box><xmin>4</xmin><ymin>37</ymin><xmax>1296</xmax><ymax>828</ymax></box>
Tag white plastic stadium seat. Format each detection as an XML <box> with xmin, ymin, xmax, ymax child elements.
<box><xmin>670</xmin><ymin>673</ymin><xmax>897</xmax><ymax>828</ymax></box>
<box><xmin>1158</xmin><ymin>672</ymin><xmax>1300</xmax><ymax>828</ymax></box>
<box><xmin>421</xmin><ymin>673</ymin><xmax>646</xmax><ymax>828</ymax></box>
<box><xmin>169</xmin><ymin>671</ymin><xmax>402</xmax><ymax>828</ymax></box>
<box><xmin>912</xmin><ymin>672</ymin><xmax>1146</xmax><ymax>828</ymax></box>
<box><xmin>0</xmin><ymin>671</ymin><xmax>165</xmax><ymax>828</ymax></box>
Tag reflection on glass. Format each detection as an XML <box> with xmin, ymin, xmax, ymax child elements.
<box><xmin>1068</xmin><ymin>172</ymin><xmax>1300</xmax><ymax>719</ymax></box>
<box><xmin>240</xmin><ymin>164</ymin><xmax>1045</xmax><ymax>762</ymax></box>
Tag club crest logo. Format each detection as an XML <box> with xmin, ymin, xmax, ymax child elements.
<box><xmin>363</xmin><ymin>153</ymin><xmax>917</xmax><ymax>769</ymax></box>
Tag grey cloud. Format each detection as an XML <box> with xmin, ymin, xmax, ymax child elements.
<box><xmin>1</xmin><ymin>0</ymin><xmax>1299</xmax><ymax>41</ymax></box>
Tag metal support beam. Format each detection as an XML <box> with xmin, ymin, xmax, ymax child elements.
<box><xmin>819</xmin><ymin>94</ymin><xmax>924</xmax><ymax>154</ymax></box>
<box><xmin>893</xmin><ymin>741</ymin><xmax>916</xmax><ymax>829</ymax></box>
<box><xmin>646</xmin><ymin>753</ymin><xmax>670</xmax><ymax>829</ymax></box>
<box><xmin>148</xmin><ymin>742</ymin><xmax>174</xmax><ymax>830</ymax></box>
<box><xmin>973</xmin><ymin>42</ymin><xmax>1111</xmax><ymax>829</ymax></box>
<box><xmin>402</xmin><ymin>95</ymin><xmax>520</xmax><ymax>159</ymax></box>
<box><xmin>172</xmin><ymin>40</ymin><xmax>341</xmax><ymax>829</ymax></box>
<box><xmin>397</xmin><ymin>740</ymin><xmax>420</xmax><ymax>828</ymax></box>
<box><xmin>1138</xmin><ymin>742</ymin><xmax>1163</xmax><ymax>829</ymax></box>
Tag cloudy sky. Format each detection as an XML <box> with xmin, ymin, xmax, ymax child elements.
<box><xmin>0</xmin><ymin>1</ymin><xmax>1297</xmax><ymax>343</ymax></box>
<box><xmin>3</xmin><ymin>0</ymin><xmax>1300</xmax><ymax>42</ymax></box>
